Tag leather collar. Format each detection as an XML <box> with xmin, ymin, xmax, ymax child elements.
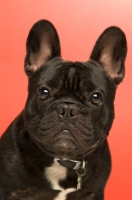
<box><xmin>54</xmin><ymin>158</ymin><xmax>82</xmax><ymax>170</ymax></box>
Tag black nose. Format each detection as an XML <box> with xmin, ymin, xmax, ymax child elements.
<box><xmin>57</xmin><ymin>103</ymin><xmax>80</xmax><ymax>121</ymax></box>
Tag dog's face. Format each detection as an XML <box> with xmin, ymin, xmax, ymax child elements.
<box><xmin>23</xmin><ymin>20</ymin><xmax>127</xmax><ymax>159</ymax></box>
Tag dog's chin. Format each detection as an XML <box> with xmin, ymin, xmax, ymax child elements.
<box><xmin>46</xmin><ymin>136</ymin><xmax>104</xmax><ymax>160</ymax></box>
<box><xmin>53</xmin><ymin>135</ymin><xmax>77</xmax><ymax>153</ymax></box>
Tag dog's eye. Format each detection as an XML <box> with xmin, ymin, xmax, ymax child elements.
<box><xmin>89</xmin><ymin>92</ymin><xmax>103</xmax><ymax>106</ymax></box>
<box><xmin>37</xmin><ymin>88</ymin><xmax>49</xmax><ymax>99</ymax></box>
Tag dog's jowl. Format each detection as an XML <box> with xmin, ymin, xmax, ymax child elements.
<box><xmin>0</xmin><ymin>20</ymin><xmax>127</xmax><ymax>200</ymax></box>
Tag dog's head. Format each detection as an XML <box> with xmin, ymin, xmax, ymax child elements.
<box><xmin>23</xmin><ymin>20</ymin><xmax>127</xmax><ymax>159</ymax></box>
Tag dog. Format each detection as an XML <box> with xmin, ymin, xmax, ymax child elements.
<box><xmin>0</xmin><ymin>19</ymin><xmax>127</xmax><ymax>200</ymax></box>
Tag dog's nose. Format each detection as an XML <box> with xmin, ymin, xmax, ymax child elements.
<box><xmin>57</xmin><ymin>103</ymin><xmax>80</xmax><ymax>121</ymax></box>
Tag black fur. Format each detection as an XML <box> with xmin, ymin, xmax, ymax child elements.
<box><xmin>0</xmin><ymin>20</ymin><xmax>127</xmax><ymax>200</ymax></box>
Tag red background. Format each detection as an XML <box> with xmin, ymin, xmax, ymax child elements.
<box><xmin>0</xmin><ymin>1</ymin><xmax>132</xmax><ymax>199</ymax></box>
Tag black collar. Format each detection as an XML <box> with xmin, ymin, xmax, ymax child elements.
<box><xmin>54</xmin><ymin>158</ymin><xmax>82</xmax><ymax>170</ymax></box>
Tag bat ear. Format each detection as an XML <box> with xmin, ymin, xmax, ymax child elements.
<box><xmin>24</xmin><ymin>19</ymin><xmax>61</xmax><ymax>76</ymax></box>
<box><xmin>90</xmin><ymin>26</ymin><xmax>127</xmax><ymax>84</ymax></box>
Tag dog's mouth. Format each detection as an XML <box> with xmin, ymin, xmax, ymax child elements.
<box><xmin>28</xmin><ymin>123</ymin><xmax>106</xmax><ymax>159</ymax></box>
<box><xmin>47</xmin><ymin>130</ymin><xmax>105</xmax><ymax>159</ymax></box>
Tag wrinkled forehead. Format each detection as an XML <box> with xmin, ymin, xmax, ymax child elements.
<box><xmin>29</xmin><ymin>58</ymin><xmax>109</xmax><ymax>93</ymax></box>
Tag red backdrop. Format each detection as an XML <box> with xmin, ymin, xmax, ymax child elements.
<box><xmin>0</xmin><ymin>1</ymin><xmax>132</xmax><ymax>199</ymax></box>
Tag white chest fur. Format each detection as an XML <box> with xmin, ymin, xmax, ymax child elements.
<box><xmin>45</xmin><ymin>162</ymin><xmax>67</xmax><ymax>191</ymax></box>
<box><xmin>45</xmin><ymin>162</ymin><xmax>76</xmax><ymax>200</ymax></box>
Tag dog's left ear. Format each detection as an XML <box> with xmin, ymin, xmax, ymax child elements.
<box><xmin>24</xmin><ymin>19</ymin><xmax>61</xmax><ymax>76</ymax></box>
<box><xmin>90</xmin><ymin>26</ymin><xmax>127</xmax><ymax>84</ymax></box>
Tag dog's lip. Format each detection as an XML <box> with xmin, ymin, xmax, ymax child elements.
<box><xmin>54</xmin><ymin>129</ymin><xmax>76</xmax><ymax>141</ymax></box>
<box><xmin>62</xmin><ymin>130</ymin><xmax>69</xmax><ymax>133</ymax></box>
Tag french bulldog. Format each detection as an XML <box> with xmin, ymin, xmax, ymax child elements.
<box><xmin>0</xmin><ymin>20</ymin><xmax>127</xmax><ymax>200</ymax></box>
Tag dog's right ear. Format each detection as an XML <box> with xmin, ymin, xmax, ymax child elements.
<box><xmin>90</xmin><ymin>26</ymin><xmax>127</xmax><ymax>85</ymax></box>
<box><xmin>24</xmin><ymin>19</ymin><xmax>61</xmax><ymax>76</ymax></box>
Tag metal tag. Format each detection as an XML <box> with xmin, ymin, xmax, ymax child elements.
<box><xmin>76</xmin><ymin>160</ymin><xmax>86</xmax><ymax>190</ymax></box>
<box><xmin>77</xmin><ymin>175</ymin><xmax>82</xmax><ymax>190</ymax></box>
